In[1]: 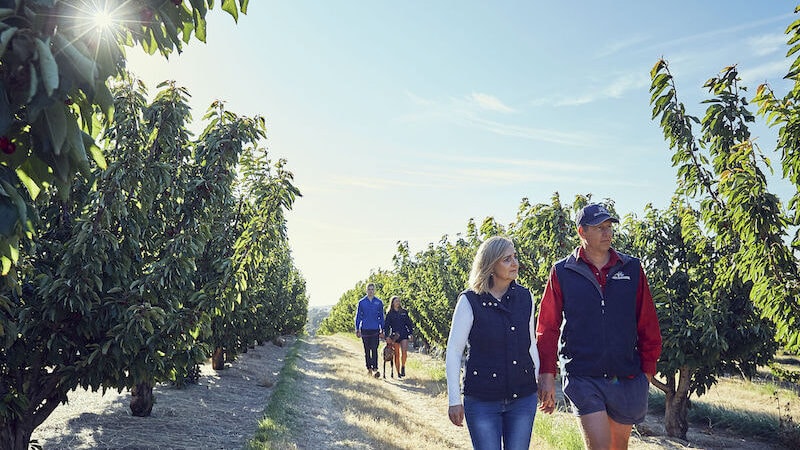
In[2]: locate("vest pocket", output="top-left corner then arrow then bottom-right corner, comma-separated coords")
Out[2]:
465,365 -> 506,397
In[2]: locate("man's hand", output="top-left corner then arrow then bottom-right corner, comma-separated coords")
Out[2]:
538,373 -> 556,414
356,330 -> 361,338
448,404 -> 464,426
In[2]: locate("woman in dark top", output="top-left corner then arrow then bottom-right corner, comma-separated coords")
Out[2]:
384,296 -> 415,378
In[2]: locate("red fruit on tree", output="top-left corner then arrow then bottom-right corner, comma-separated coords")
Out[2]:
0,136 -> 15,155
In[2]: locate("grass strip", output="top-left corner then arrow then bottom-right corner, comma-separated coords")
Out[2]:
244,338 -> 306,450
648,390 -> 780,438
533,411 -> 583,450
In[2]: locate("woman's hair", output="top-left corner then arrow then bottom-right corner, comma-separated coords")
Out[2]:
468,236 -> 514,294
387,295 -> 400,313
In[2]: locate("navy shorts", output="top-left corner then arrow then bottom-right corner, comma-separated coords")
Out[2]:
562,373 -> 649,425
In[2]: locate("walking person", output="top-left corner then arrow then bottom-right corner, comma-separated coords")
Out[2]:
445,236 -> 541,450
355,283 -> 385,377
384,296 -> 415,378
536,203 -> 662,450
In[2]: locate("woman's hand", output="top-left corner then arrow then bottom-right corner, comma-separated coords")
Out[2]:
448,404 -> 464,426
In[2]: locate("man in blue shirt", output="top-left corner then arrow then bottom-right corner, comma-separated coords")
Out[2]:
354,283 -> 385,377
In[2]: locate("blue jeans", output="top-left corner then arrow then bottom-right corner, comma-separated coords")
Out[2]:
464,393 -> 537,450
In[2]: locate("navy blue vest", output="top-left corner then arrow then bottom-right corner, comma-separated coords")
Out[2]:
462,282 -> 537,401
555,251 -> 642,377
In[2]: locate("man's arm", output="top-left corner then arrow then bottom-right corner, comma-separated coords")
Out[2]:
636,268 -> 662,377
536,267 -> 563,414
378,301 -> 385,337
354,299 -> 362,335
536,267 -> 562,375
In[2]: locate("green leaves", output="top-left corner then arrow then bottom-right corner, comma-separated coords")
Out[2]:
0,0 -> 252,283
34,38 -> 58,97
43,102 -> 66,155
650,13 -> 800,352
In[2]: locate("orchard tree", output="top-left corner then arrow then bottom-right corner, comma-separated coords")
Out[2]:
0,0 -> 249,279
390,233 -> 478,349
222,149 -> 304,355
625,202 -> 776,439
649,19 -> 800,351
648,3 -> 800,353
0,78 -> 305,449
0,78 -> 213,446
509,194 -> 576,296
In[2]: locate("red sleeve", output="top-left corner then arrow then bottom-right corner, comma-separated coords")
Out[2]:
536,267 -> 563,375
636,267 -> 662,375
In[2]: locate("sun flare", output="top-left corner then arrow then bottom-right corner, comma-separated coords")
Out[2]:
91,9 -> 114,31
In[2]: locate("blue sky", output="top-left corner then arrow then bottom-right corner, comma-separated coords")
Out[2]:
126,1 -> 797,307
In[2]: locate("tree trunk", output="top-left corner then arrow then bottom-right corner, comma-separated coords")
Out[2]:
0,370 -> 69,450
663,389 -> 689,439
212,346 -> 225,370
0,420 -> 35,450
658,365 -> 692,440
130,381 -> 154,417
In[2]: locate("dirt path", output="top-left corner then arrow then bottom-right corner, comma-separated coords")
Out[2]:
31,333 -> 783,449
31,334 -> 471,450
279,334 -> 473,449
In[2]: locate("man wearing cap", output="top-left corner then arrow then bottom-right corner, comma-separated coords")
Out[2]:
536,203 -> 662,450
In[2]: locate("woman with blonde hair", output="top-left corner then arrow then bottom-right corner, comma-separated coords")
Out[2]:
445,236 -> 541,449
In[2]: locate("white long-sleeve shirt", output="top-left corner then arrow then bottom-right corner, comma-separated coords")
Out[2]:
445,292 -> 541,406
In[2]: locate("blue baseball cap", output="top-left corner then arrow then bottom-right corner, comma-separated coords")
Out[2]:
576,204 -> 619,227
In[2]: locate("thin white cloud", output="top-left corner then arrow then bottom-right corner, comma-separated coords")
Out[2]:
434,155 -> 601,172
405,90 -> 436,107
738,59 -> 791,85
331,154 -> 616,192
401,167 -> 586,186
595,35 -> 650,59
331,175 -> 445,190
464,114 -> 597,146
746,33 -> 788,57
636,13 -> 795,57
555,72 -> 650,106
402,91 -> 599,146
469,92 -> 516,113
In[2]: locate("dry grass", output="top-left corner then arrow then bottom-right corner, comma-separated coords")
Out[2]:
699,376 -> 800,420
30,333 -> 800,449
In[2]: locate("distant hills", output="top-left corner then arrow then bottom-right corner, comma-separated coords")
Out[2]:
305,305 -> 333,335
